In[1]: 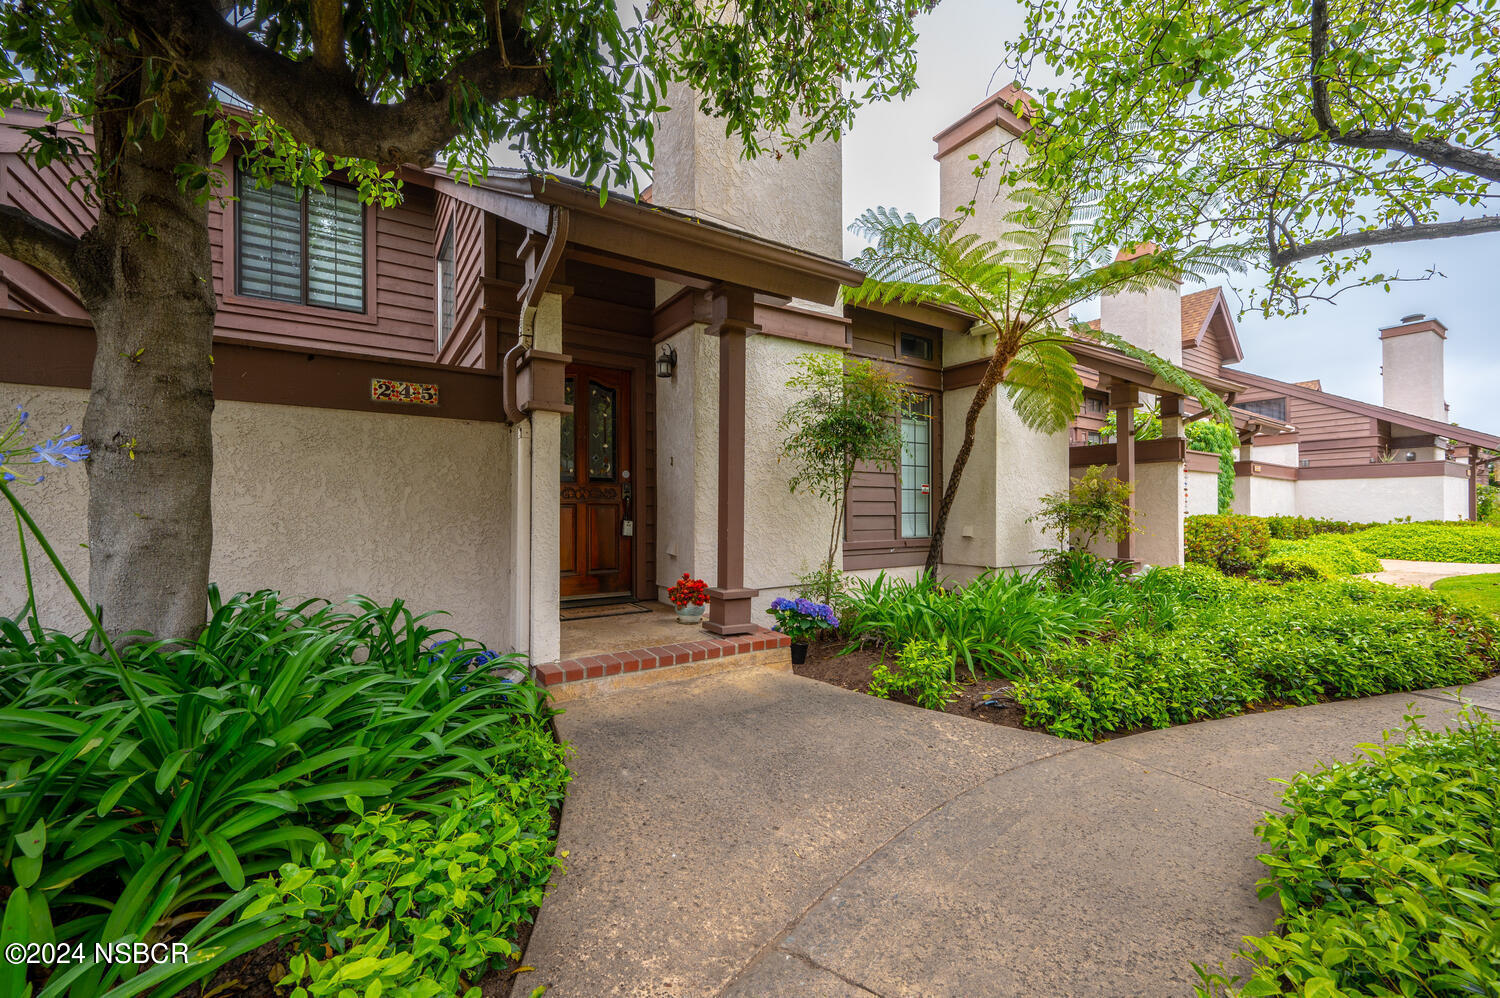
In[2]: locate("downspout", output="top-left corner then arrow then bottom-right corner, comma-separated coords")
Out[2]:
509,206 -> 570,661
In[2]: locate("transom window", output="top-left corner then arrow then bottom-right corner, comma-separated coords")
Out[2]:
900,395 -> 933,538
899,331 -> 935,362
1238,397 -> 1287,422
236,174 -> 365,311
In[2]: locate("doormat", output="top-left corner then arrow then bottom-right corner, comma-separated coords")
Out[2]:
559,602 -> 653,622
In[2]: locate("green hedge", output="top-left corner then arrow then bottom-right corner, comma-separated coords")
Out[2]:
1263,514 -> 1377,539
1185,514 -> 1272,574
1012,568 -> 1499,740
1346,521 -> 1500,563
1256,535 -> 1384,580
1195,709 -> 1500,997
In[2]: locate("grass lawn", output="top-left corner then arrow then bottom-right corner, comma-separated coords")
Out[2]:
1431,571 -> 1500,614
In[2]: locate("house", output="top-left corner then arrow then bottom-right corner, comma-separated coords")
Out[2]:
0,88 -> 1234,682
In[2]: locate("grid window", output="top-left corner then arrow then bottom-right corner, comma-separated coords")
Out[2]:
900,395 -> 933,538
237,174 -> 365,311
1238,397 -> 1287,422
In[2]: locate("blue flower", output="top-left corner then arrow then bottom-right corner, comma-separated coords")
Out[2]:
30,427 -> 89,467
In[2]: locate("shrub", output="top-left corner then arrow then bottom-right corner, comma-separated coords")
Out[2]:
1346,520 -> 1500,563
247,721 -> 569,998
1031,465 -> 1136,559
1195,709 -> 1500,997
867,637 -> 962,710
1186,419 -> 1236,514
1262,514 -> 1373,539
766,596 -> 840,643
1255,535 -> 1383,580
0,590 -> 564,997
1013,569 -> 1498,740
841,570 -> 1119,679
1184,514 -> 1272,573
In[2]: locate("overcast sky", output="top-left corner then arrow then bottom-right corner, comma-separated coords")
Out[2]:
840,0 -> 1500,432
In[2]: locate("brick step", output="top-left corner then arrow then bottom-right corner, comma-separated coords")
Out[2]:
535,626 -> 793,701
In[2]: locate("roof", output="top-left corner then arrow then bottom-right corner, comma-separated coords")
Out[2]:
1180,287 -> 1245,362
1228,367 -> 1500,450
1293,379 -> 1322,390
432,169 -> 864,305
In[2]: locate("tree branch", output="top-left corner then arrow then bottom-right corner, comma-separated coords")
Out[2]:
1268,215 -> 1500,268
171,0 -> 550,166
308,0 -> 345,73
0,205 -> 82,295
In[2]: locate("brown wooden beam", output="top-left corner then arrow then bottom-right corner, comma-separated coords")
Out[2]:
705,284 -> 759,636
1111,384 -> 1139,567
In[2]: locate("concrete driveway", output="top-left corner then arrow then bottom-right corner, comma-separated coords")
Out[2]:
511,670 -> 1500,998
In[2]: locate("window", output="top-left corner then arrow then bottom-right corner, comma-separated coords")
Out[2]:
1084,397 -> 1106,415
900,395 -> 933,538
1086,431 -> 1104,445
236,174 -> 365,311
1238,397 -> 1287,422
436,222 -> 455,347
898,331 -> 934,362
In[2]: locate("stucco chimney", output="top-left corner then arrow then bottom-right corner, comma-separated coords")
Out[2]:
1097,243 -> 1183,365
651,82 -> 843,259
932,83 -> 1033,244
1380,314 -> 1448,422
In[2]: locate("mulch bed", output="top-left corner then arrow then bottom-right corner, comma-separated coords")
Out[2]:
795,639 -> 1031,732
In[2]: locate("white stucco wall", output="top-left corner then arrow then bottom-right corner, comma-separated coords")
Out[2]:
1232,475 -> 1298,517
1382,331 -> 1447,423
652,81 -> 843,259
1185,469 -> 1221,516
1135,460 -> 1186,566
1444,475 -> 1471,521
1252,441 -> 1299,467
1098,285 -> 1183,365
1294,474 -> 1453,522
653,321 -> 721,597
937,125 -> 1027,247
0,382 -> 516,648
744,334 -> 841,618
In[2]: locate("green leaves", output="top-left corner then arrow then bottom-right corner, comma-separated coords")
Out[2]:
1196,708 -> 1500,996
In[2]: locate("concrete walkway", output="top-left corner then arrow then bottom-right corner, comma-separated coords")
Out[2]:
512,670 -> 1500,998
1365,557 -> 1500,588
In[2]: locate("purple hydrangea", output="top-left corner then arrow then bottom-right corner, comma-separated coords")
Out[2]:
767,597 -> 840,641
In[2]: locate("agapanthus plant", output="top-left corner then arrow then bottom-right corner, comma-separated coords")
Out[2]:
0,406 -> 89,485
767,597 -> 840,644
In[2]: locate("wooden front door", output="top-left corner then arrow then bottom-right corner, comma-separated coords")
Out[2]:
560,365 -> 634,600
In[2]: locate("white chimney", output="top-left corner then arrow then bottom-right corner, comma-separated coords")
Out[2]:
1097,243 -> 1183,365
651,81 -> 842,259
933,83 -> 1032,247
1380,314 -> 1448,422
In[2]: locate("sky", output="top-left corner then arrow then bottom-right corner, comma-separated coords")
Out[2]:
839,0 -> 1500,432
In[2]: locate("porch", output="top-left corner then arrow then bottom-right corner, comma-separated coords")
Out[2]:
536,602 -> 792,701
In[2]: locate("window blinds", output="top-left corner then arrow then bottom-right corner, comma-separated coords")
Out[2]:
237,177 -> 364,311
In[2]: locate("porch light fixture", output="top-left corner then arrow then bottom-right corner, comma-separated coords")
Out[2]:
656,344 -> 678,380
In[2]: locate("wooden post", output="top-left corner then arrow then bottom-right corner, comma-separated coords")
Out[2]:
1111,383 -> 1139,567
705,284 -> 759,635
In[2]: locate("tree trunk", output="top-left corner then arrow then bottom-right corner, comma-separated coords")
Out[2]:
924,356 -> 1008,576
76,63 -> 216,641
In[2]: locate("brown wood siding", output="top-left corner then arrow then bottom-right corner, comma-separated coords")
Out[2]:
0,149 -> 91,317
844,308 -> 943,570
210,165 -> 440,361
1181,314 -> 1226,379
434,195 -> 490,368
1237,381 -> 1378,467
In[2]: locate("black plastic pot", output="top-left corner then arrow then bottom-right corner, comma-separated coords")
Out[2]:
790,642 -> 808,665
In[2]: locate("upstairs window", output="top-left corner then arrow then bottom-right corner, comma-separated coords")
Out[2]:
899,331 -> 935,362
436,222 -> 455,347
1238,397 -> 1287,422
236,175 -> 365,311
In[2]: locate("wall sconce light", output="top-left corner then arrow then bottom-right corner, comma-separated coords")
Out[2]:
1405,450 -> 1417,462
656,344 -> 678,380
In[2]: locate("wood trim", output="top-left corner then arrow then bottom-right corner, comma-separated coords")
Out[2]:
1233,460 -> 1297,481
0,309 -> 505,421
651,287 -> 712,342
1298,460 -> 1469,481
1068,437 -> 1185,467
843,544 -> 929,570
1185,449 -> 1222,473
942,358 -> 988,391
754,300 -> 851,348
705,285 -> 757,635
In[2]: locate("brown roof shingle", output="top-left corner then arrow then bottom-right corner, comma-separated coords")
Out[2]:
1179,288 -> 1220,347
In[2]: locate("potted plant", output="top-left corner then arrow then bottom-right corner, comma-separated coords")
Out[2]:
767,597 -> 839,664
667,573 -> 710,624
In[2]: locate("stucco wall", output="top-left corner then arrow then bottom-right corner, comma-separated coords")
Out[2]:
744,335 -> 842,617
1135,461 -> 1186,566
1185,469 -> 1221,516
1098,286 -> 1183,365
1232,474 -> 1298,517
1252,441 -> 1299,467
653,322 -> 721,600
652,81 -> 843,259
1294,474 -> 1451,522
1382,331 -> 1447,423
937,126 -> 1027,247
0,382 -> 516,647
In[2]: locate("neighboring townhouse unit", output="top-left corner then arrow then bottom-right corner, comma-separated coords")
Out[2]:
1083,276 -> 1498,522
0,88 -> 1238,671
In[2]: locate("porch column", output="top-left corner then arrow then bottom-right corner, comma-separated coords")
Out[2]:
1470,456 -> 1480,522
704,285 -> 759,635
1111,383 -> 1139,567
527,291 -> 564,663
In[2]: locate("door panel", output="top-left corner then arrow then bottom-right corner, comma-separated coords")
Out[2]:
560,365 -> 633,599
